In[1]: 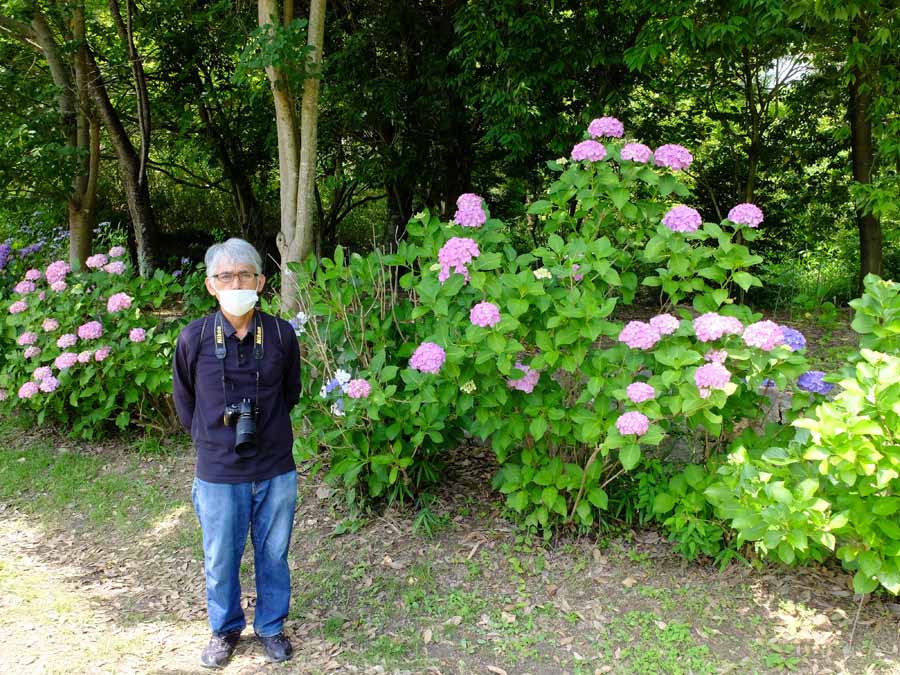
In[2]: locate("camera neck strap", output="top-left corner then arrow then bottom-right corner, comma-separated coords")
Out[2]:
214,311 -> 263,407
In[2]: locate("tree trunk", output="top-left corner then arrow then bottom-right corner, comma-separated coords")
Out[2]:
279,0 -> 326,312
849,61 -> 882,285
85,47 -> 158,276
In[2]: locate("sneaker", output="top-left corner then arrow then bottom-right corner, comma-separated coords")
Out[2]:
257,632 -> 294,662
200,631 -> 241,669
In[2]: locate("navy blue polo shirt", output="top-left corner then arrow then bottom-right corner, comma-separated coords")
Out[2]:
173,309 -> 300,483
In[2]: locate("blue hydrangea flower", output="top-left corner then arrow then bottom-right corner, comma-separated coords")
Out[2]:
797,371 -> 834,395
780,325 -> 806,351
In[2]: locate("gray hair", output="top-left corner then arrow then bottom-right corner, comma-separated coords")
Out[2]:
205,238 -> 262,277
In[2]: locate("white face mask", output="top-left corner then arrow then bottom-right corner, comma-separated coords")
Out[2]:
217,288 -> 258,317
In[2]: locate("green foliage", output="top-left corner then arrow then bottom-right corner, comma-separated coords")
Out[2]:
707,275 -> 900,594
1,250 -> 198,438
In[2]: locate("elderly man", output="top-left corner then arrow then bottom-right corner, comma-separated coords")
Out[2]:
173,238 -> 300,668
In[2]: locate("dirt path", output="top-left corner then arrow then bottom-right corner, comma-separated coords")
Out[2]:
2,442 -> 899,675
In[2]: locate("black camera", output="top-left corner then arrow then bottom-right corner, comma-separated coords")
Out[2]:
224,398 -> 258,457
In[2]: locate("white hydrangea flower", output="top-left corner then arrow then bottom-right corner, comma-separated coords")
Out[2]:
330,402 -> 345,417
335,369 -> 352,385
460,380 -> 477,394
533,267 -> 552,280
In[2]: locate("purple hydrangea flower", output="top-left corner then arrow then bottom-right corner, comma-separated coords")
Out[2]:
616,411 -> 650,436
453,193 -> 487,228
588,116 -> 624,138
654,144 -> 693,171
618,321 -> 661,350
0,242 -> 11,270
507,361 -> 540,393
39,376 -> 60,393
469,301 -> 501,328
797,371 -> 834,395
620,143 -> 653,163
571,140 -> 607,162
410,342 -> 446,373
780,326 -> 806,351
437,237 -> 480,284
626,382 -> 656,403
727,203 -> 764,228
662,205 -> 702,233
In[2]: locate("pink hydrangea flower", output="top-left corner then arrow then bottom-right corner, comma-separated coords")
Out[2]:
78,321 -> 103,340
588,116 -> 624,138
626,382 -> 656,403
18,381 -> 39,399
94,346 -> 111,362
42,318 -> 59,332
618,321 -> 661,350
453,193 -> 486,228
704,349 -> 728,364
25,268 -> 42,281
616,411 -> 650,436
727,203 -> 764,228
742,320 -> 784,351
77,350 -> 93,364
107,292 -> 133,313
654,144 -> 693,171
692,313 -> 744,342
86,253 -> 109,269
345,378 -> 371,399
14,280 -> 36,294
662,205 -> 702,233
410,342 -> 445,373
469,301 -> 501,328
23,346 -> 41,359
620,143 -> 653,163
50,281 -> 67,292
55,352 -> 78,369
103,261 -> 127,275
695,362 -> 732,398
38,291 -> 45,301
16,332 -> 38,346
437,237 -> 480,284
57,333 -> 78,349
9,300 -> 27,314
108,245 -> 127,258
649,314 -> 679,336
571,140 -> 607,162
39,376 -> 60,393
45,260 -> 70,284
33,366 -> 52,381
507,361 -> 540,393
128,327 -> 146,343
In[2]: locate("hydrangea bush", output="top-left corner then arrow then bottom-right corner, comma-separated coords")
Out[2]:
292,118 -> 815,532
1,247 -> 200,437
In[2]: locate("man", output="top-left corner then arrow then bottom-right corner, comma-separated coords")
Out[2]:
173,238 -> 300,668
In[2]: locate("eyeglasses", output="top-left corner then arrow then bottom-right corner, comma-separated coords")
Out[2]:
211,271 -> 259,284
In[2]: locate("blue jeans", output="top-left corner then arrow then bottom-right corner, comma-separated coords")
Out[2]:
192,470 -> 297,637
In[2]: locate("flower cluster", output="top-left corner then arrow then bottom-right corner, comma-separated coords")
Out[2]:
533,267 -> 552,280
780,326 -> 806,351
57,333 -> 78,349
742,320 -> 784,351
289,311 -> 309,335
14,280 -> 36,294
410,342 -> 446,373
649,314 -> 679,336
692,313 -> 743,342
618,321 -> 660,350
588,116 -> 624,138
662,205 -> 702,233
616,411 -> 649,436
653,144 -> 693,171
107,292 -> 133,313
16,332 -> 38,346
86,253 -> 109,269
9,300 -> 28,314
507,361 -> 540,393
694,362 -> 731,398
345,379 -> 371,399
620,143 -> 652,163
129,328 -> 146,343
469,301 -> 501,328
104,261 -> 126,275
797,371 -> 834,395
626,382 -> 655,403
453,193 -> 487,228
109,245 -> 127,258
438,237 -> 480,283
45,260 -> 70,285
42,318 -> 59,332
55,352 -> 78,370
25,268 -> 42,281
704,349 -> 728,364
571,140 -> 607,162
77,321 -> 103,340
727,203 -> 764,228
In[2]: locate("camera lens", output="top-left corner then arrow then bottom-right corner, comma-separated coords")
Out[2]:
234,398 -> 257,457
